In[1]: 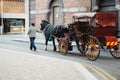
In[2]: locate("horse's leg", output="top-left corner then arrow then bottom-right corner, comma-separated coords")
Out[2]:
44,38 -> 48,51
52,37 -> 56,51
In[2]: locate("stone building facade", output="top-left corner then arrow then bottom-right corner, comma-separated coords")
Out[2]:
0,0 -> 29,34
30,0 -> 120,37
30,0 -> 91,28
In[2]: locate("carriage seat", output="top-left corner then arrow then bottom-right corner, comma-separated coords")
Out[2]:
74,21 -> 90,34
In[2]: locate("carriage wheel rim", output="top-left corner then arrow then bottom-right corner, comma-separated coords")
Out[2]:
110,45 -> 120,59
58,39 -> 68,55
85,36 -> 100,61
85,45 -> 100,60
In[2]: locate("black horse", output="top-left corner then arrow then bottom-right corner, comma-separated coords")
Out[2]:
40,20 -> 68,51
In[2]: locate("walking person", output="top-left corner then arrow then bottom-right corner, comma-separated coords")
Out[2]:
28,23 -> 40,51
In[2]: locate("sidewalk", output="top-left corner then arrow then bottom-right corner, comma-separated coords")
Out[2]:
12,33 -> 46,44
0,34 -> 98,80
0,48 -> 97,80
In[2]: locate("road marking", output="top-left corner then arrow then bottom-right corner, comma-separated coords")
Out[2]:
92,65 -> 117,80
82,63 -> 117,80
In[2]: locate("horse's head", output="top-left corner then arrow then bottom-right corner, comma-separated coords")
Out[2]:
40,20 -> 49,30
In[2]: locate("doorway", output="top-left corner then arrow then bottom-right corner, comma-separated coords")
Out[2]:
53,6 -> 62,25
48,0 -> 63,25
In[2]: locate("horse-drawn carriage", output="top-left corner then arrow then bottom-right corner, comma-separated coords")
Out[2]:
58,12 -> 120,61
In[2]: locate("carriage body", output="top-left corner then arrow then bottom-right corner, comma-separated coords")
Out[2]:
59,12 -> 120,61
94,12 -> 117,47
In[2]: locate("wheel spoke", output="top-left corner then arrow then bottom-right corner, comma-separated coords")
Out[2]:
110,42 -> 120,59
85,36 -> 100,61
58,38 -> 68,55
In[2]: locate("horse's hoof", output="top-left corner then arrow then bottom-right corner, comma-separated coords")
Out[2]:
44,48 -> 47,51
44,46 -> 47,51
53,47 -> 57,51
53,49 -> 56,51
58,50 -> 60,53
44,49 -> 47,51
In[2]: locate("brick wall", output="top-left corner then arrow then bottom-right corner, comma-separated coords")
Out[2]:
33,0 -> 48,27
36,0 -> 47,10
0,0 -> 25,13
35,14 -> 46,28
63,0 -> 91,24
63,0 -> 91,10
31,0 -> 91,27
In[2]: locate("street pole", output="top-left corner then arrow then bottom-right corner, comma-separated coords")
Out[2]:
25,0 -> 29,35
0,0 -> 3,34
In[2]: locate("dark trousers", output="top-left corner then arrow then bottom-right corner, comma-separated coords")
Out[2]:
30,37 -> 36,50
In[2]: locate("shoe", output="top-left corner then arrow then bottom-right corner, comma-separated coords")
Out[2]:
30,48 -> 32,50
34,48 -> 37,51
30,46 -> 32,50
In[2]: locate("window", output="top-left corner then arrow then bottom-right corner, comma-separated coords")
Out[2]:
9,19 -> 24,27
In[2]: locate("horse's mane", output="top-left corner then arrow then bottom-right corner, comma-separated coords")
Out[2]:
42,20 -> 49,24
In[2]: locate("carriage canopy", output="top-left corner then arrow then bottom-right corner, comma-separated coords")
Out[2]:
73,12 -> 117,27
73,12 -> 96,19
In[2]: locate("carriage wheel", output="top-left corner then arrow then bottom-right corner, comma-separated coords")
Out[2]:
110,42 -> 120,59
85,36 -> 100,61
58,38 -> 68,55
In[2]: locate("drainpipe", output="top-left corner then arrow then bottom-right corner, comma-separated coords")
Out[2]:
25,0 -> 29,35
115,0 -> 120,38
0,0 -> 3,34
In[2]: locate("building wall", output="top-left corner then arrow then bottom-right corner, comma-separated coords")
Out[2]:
63,0 -> 91,24
0,0 -> 29,34
0,0 -> 25,13
35,0 -> 47,28
30,0 -> 91,28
